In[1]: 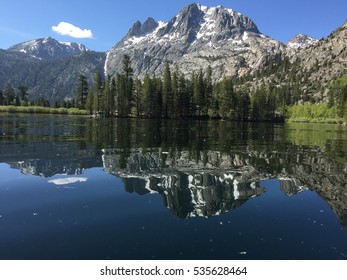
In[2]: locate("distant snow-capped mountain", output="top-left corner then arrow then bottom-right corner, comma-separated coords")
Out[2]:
8,37 -> 89,60
0,37 -> 105,102
286,34 -> 318,49
0,3 -> 346,104
105,3 -> 284,80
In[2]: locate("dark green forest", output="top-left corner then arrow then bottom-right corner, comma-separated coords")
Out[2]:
81,55 -> 284,121
1,54 -> 347,122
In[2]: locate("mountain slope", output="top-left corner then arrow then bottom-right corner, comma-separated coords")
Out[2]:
105,3 -> 285,80
27,51 -> 106,101
8,37 -> 89,60
294,21 -> 347,101
0,4 -> 346,104
295,21 -> 347,78
0,48 -> 105,102
286,34 -> 318,49
235,20 -> 347,103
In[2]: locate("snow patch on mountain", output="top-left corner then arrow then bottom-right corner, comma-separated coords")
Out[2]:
286,34 -> 318,49
106,3 -> 285,80
196,7 -> 217,41
8,37 -> 88,60
124,21 -> 167,47
60,41 -> 88,52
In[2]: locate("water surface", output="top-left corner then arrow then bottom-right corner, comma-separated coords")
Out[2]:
0,114 -> 347,259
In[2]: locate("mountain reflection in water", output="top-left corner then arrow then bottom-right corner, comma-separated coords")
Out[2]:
1,115 -> 347,259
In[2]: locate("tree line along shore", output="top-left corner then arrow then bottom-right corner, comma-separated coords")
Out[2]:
1,55 -> 346,123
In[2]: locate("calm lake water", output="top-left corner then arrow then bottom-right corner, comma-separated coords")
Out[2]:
0,114 -> 347,260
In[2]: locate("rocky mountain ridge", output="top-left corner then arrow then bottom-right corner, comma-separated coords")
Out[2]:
294,21 -> 347,84
246,20 -> 347,103
286,34 -> 318,49
8,36 -> 89,60
105,3 -> 285,80
0,3 -> 346,102
0,47 -> 105,102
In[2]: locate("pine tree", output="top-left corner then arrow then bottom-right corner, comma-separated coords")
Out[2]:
116,73 -> 125,117
162,63 -> 172,118
110,77 -> 116,116
337,84 -> 347,118
234,88 -> 250,121
133,78 -> 142,117
189,72 -> 197,116
34,97 -> 50,107
0,90 -> 4,106
54,101 -> 60,108
204,66 -> 213,115
85,88 -> 94,115
219,77 -> 234,119
75,75 -> 88,109
122,54 -> 134,117
103,75 -> 112,117
117,55 -> 134,117
17,85 -> 29,106
142,75 -> 153,117
330,75 -> 347,117
251,85 -> 274,121
171,66 -> 179,118
193,68 -> 205,116
93,72 -> 103,115
153,77 -> 163,118
2,83 -> 15,106
210,82 -> 221,117
179,73 -> 190,118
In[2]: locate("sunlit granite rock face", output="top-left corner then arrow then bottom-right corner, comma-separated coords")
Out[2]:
106,3 -> 284,80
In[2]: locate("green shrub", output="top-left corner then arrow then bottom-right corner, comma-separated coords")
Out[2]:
286,104 -> 345,123
0,105 -> 89,116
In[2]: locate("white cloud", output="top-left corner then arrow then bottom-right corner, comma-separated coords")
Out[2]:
48,177 -> 88,185
52,22 -> 93,39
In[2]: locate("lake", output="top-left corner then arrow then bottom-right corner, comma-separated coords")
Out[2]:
0,114 -> 347,260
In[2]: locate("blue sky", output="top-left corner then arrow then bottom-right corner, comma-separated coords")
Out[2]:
0,0 -> 346,51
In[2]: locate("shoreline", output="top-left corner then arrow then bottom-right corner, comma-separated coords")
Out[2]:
0,105 -> 88,116
1,105 -> 346,125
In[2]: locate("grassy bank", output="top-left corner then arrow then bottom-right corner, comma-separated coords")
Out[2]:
0,105 -> 88,115
1,104 -> 346,123
286,104 -> 346,124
